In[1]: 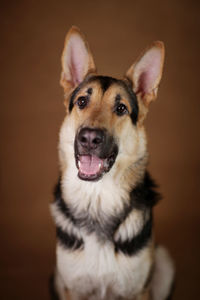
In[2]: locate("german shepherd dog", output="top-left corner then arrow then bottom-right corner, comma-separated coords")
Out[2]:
51,26 -> 175,300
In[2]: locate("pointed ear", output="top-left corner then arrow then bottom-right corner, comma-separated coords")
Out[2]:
60,26 -> 96,93
126,41 -> 165,121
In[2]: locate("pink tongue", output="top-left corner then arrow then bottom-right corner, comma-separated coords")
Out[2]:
79,155 -> 103,175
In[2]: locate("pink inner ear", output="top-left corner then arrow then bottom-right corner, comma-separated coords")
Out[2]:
135,48 -> 162,95
65,35 -> 89,86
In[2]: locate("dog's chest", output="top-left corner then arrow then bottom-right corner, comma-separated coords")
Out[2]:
56,234 -> 152,299
52,174 -> 156,298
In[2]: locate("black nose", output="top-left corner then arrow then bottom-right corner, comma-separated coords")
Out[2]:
78,128 -> 104,150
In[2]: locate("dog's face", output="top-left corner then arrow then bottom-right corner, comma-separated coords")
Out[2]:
68,75 -> 139,181
59,27 -> 164,183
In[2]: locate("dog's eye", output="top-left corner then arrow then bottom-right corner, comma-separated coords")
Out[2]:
77,96 -> 88,109
115,103 -> 128,116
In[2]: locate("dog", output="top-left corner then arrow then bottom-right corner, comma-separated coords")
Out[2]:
50,26 -> 175,300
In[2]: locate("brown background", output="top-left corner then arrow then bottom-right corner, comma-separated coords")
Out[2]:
0,0 -> 200,299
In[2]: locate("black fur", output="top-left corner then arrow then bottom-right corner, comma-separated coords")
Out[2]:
115,94 -> 121,102
130,172 -> 161,209
68,75 -> 138,124
95,75 -> 117,92
56,226 -> 84,250
90,75 -> 138,124
69,85 -> 81,112
114,212 -> 152,255
87,87 -> 93,95
68,81 -> 93,112
54,184 -> 123,240
53,172 -> 160,255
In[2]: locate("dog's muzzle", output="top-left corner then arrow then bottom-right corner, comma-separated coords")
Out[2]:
74,127 -> 118,181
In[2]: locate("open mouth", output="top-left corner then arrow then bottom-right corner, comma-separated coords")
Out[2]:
76,153 -> 117,181
74,127 -> 118,181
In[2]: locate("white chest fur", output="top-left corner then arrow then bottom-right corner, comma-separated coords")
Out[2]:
54,136 -> 153,299
56,235 -> 152,299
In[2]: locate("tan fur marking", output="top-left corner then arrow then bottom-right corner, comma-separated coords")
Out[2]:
65,80 -> 148,190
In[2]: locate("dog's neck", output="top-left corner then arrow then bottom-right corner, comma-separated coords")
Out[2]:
59,146 -> 149,214
56,170 -> 159,221
52,171 -> 159,252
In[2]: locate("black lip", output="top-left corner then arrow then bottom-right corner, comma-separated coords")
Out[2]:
75,152 -> 118,182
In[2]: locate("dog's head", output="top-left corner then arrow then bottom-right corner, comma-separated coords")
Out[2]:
59,27 -> 164,182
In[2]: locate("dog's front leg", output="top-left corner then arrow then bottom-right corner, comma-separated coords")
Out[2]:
54,272 -> 85,300
53,269 -> 71,300
134,290 -> 152,300
139,291 -> 152,300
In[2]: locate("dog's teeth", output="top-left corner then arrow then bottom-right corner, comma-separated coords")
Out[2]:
78,160 -> 81,168
99,163 -> 102,169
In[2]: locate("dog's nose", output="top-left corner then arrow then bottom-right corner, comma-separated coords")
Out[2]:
78,128 -> 104,150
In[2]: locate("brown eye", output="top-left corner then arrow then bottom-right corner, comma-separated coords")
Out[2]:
115,103 -> 128,116
77,96 -> 89,109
